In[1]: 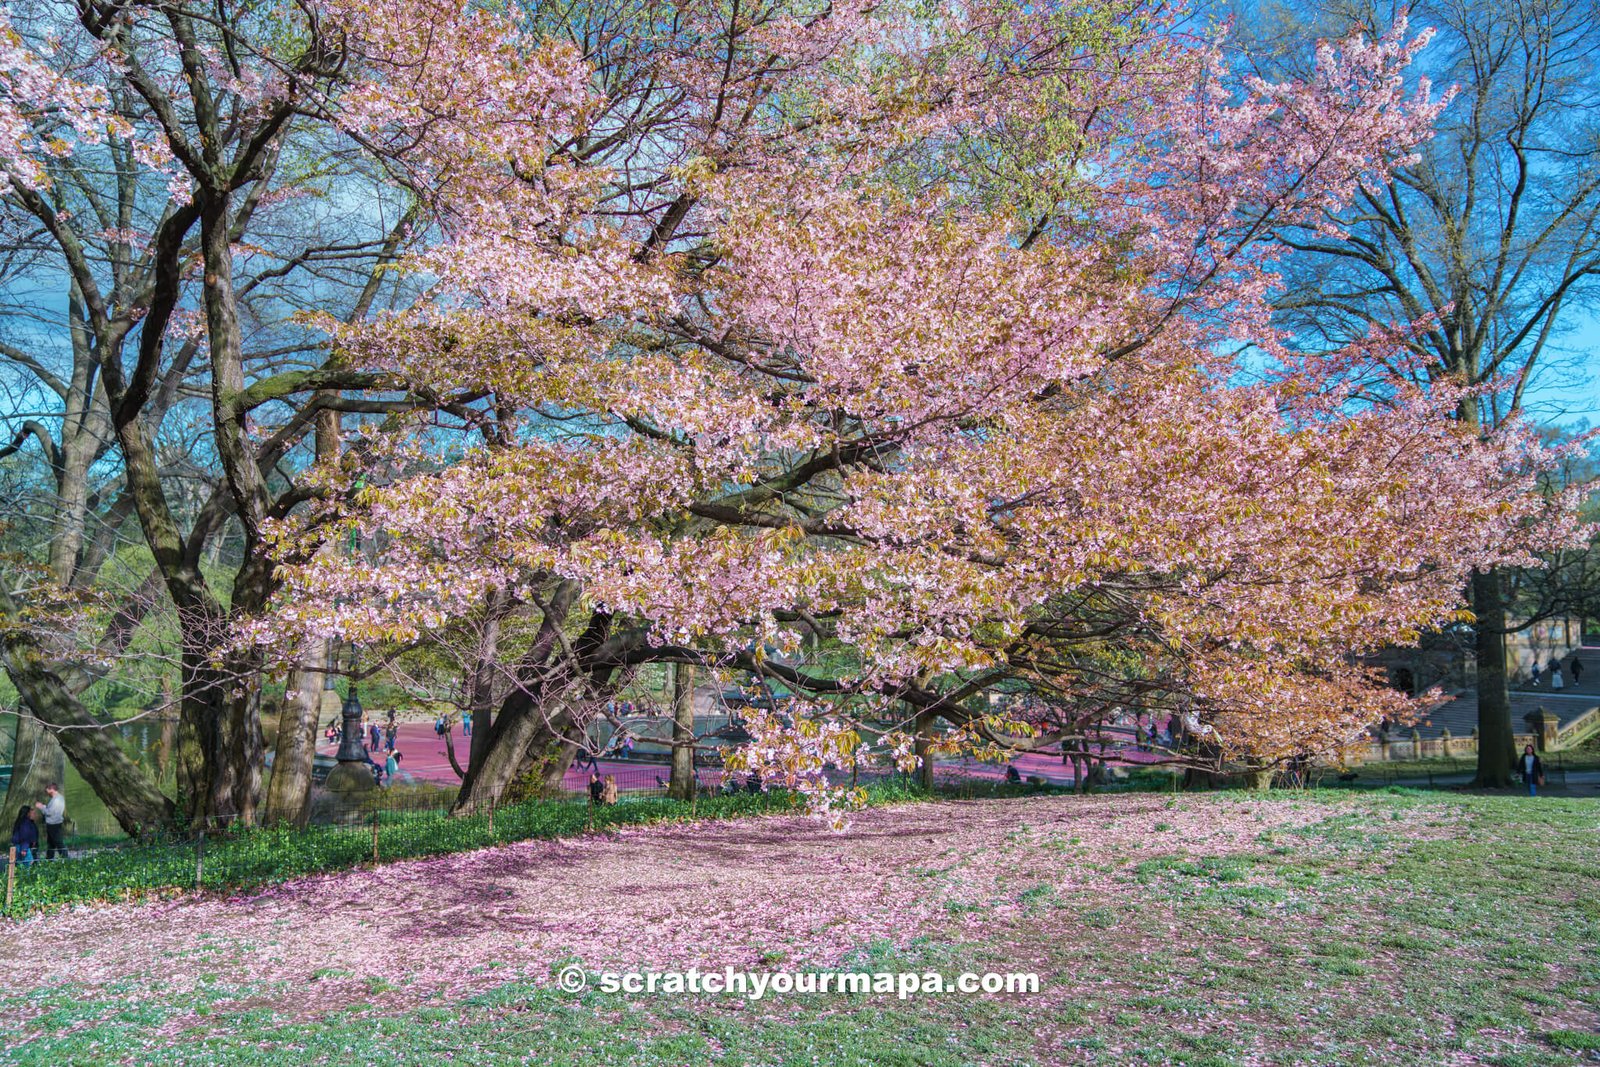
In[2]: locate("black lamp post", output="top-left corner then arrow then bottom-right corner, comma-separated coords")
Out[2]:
336,685 -> 366,763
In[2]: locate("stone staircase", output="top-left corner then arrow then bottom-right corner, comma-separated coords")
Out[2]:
1399,646 -> 1600,749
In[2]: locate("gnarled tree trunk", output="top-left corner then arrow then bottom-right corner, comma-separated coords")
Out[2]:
0,588 -> 175,834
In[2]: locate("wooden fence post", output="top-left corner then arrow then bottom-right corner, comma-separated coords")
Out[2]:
487,800 -> 494,836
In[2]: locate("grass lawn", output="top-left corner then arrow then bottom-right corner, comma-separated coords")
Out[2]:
1,788 -> 1596,1066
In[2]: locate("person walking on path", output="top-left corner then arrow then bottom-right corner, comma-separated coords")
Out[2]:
463,711 -> 472,738
1520,744 -> 1545,797
34,783 -> 66,859
1571,656 -> 1584,684
10,805 -> 39,866
385,722 -> 399,752
1551,666 -> 1565,691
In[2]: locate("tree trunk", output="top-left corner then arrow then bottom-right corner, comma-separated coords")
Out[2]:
668,663 -> 697,800
262,403 -> 339,828
914,710 -> 935,791
454,594 -> 597,813
0,590 -> 175,834
177,649 -> 266,829
262,639 -> 329,827
455,688 -> 586,811
1472,568 -> 1516,788
2,705 -> 65,816
464,590 -> 511,778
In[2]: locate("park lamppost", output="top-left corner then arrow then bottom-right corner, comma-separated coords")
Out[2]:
335,668 -> 366,764
326,499 -> 375,789
325,646 -> 377,792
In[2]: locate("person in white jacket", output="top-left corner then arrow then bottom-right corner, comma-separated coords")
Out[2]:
34,782 -> 66,859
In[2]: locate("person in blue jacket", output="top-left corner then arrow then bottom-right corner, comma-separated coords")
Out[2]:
10,805 -> 39,866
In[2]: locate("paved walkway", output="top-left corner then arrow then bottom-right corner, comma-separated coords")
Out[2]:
319,722 -> 1177,792
317,722 -> 730,792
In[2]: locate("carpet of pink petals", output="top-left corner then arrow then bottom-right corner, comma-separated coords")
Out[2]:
0,795 -> 1394,1033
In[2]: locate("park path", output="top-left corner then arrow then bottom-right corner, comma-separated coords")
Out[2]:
332,720 -> 1152,789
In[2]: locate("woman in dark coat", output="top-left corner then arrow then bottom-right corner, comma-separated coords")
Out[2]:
1519,744 -> 1544,797
10,805 -> 39,865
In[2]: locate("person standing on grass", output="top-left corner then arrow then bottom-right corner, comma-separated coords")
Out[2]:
34,782 -> 65,859
10,805 -> 38,866
1520,744 -> 1544,797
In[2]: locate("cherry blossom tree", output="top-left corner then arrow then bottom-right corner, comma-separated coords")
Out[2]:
3,0 -> 1582,830
248,0 -> 1582,814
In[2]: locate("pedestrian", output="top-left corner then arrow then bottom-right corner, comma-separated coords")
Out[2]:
434,714 -> 447,738
622,734 -> 634,759
34,782 -> 66,859
1571,656 -> 1585,683
385,751 -> 402,785
10,805 -> 38,866
1520,744 -> 1544,796
463,711 -> 472,738
1005,763 -> 1022,784
369,720 -> 382,749
385,723 -> 398,751
588,771 -> 605,805
1551,667 -> 1565,692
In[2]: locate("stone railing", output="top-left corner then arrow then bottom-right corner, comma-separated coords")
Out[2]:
1357,731 -> 1538,763
1555,704 -> 1600,748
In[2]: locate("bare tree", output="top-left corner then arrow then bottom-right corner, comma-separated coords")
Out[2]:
1238,0 -> 1600,785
